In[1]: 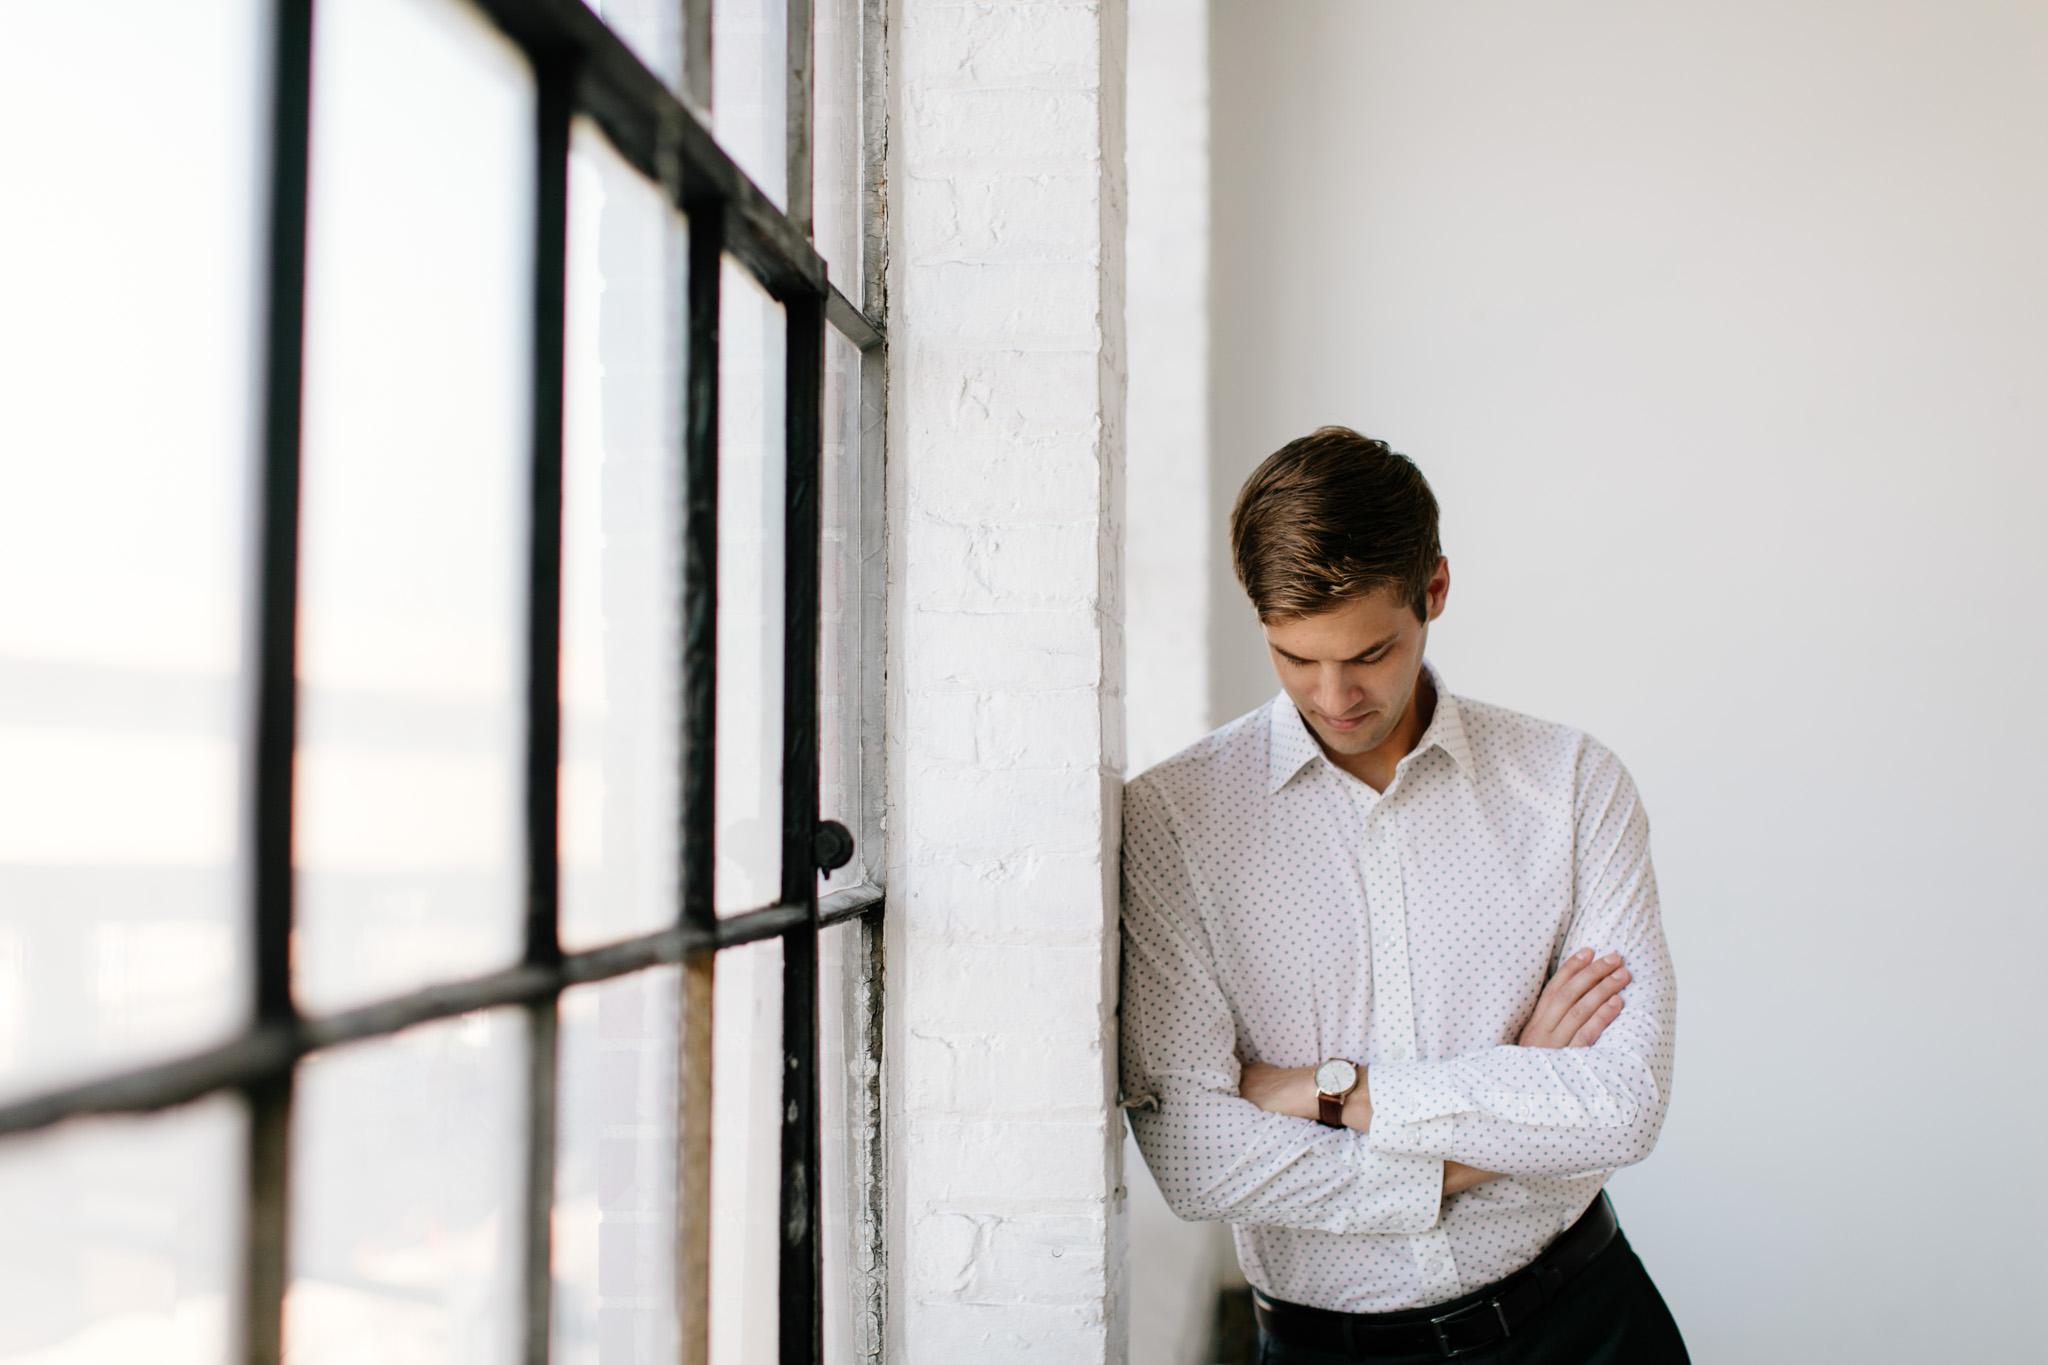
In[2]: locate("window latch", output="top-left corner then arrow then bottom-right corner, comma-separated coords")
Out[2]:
813,820 -> 855,873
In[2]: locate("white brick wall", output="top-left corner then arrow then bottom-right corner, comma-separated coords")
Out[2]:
885,0 -> 1128,1360
1123,0 -> 1210,779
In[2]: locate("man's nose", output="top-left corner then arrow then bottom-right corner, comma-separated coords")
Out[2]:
1315,667 -> 1357,713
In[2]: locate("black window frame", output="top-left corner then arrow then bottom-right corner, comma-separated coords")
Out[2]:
0,2 -> 889,1363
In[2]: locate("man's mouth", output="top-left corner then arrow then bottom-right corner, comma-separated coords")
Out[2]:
1319,711 -> 1370,733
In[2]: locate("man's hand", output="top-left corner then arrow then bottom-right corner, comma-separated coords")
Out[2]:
1517,949 -> 1629,1049
1438,952 -> 1627,1196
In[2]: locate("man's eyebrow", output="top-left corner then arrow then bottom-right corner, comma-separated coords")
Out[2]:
1274,634 -> 1399,666
1341,635 -> 1399,663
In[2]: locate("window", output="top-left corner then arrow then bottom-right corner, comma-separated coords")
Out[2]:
0,1 -> 886,1362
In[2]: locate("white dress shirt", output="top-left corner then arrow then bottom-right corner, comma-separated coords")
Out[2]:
1119,665 -> 1676,1312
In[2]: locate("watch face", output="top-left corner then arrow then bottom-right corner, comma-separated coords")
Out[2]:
1314,1058 -> 1357,1097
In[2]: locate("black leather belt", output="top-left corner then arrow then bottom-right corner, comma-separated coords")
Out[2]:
1252,1193 -> 1619,1360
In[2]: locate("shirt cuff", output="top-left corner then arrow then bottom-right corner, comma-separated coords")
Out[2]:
1366,1060 -> 1470,1160
1343,1141 -> 1446,1235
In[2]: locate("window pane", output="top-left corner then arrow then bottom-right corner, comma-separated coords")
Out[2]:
296,0 -> 535,1012
581,0 -> 684,90
818,328 -> 873,895
0,1 -> 261,1100
562,123 -> 688,951
553,969 -> 680,1365
709,938 -> 782,1365
0,1095 -> 242,1365
818,920 -> 880,1365
288,1011 -> 528,1365
712,0 -> 788,207
812,0 -> 864,291
714,263 -> 786,915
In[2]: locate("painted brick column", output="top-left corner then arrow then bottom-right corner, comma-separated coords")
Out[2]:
884,0 -> 1128,1359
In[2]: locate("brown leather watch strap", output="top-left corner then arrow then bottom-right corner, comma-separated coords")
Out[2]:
1317,1092 -> 1345,1127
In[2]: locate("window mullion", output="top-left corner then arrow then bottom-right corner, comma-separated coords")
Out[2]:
242,0 -> 315,1359
778,290 -> 827,1365
678,198 -> 727,1365
786,0 -> 816,236
520,49 -> 575,1365
684,0 -> 714,121
243,1075 -> 294,1365
858,0 -> 886,319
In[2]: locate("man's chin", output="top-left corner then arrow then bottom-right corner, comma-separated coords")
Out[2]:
1310,718 -> 1390,755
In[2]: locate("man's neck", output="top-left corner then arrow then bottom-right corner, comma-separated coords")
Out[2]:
1324,668 -> 1437,793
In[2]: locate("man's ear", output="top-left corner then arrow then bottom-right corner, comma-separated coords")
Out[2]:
1424,557 -> 1450,623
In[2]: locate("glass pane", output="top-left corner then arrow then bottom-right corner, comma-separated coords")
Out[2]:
0,1 -> 261,1100
714,263 -> 786,915
818,328 -> 870,894
708,938 -> 782,1365
0,1096 -> 242,1364
562,123 -> 688,952
812,0 -> 864,291
581,0 -> 684,90
296,0 -> 535,1013
712,0 -> 788,207
288,1011 -> 528,1365
553,969 -> 679,1365
818,920 -> 879,1365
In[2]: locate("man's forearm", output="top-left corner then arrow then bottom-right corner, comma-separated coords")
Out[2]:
1234,949 -> 1644,1187
1237,1061 -> 1372,1128
1238,1063 -> 1503,1196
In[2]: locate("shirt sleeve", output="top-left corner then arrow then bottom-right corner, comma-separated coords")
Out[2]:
1119,780 -> 1446,1235
1363,744 -> 1678,1178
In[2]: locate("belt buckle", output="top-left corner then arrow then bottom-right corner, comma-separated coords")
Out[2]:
1427,1296 -> 1511,1359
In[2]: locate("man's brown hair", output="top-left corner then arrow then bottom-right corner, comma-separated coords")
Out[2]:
1230,426 -> 1442,623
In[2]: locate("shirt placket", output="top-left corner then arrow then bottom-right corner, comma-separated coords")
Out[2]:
1353,777 -> 1463,1302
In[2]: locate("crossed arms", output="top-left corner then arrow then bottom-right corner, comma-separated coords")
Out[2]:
1118,754 -> 1676,1237
1236,947 -> 1636,1196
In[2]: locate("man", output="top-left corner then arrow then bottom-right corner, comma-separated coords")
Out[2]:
1120,428 -> 1685,1362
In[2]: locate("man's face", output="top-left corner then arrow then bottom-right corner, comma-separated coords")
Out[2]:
1262,561 -> 1449,761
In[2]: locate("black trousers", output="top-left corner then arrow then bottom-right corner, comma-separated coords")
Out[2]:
1256,1232 -> 1689,1365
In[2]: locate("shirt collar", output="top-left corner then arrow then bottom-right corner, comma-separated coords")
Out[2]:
1265,660 -> 1476,794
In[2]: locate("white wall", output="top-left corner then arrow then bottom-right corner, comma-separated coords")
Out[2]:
1122,1 -> 1237,1362
1207,3 -> 2048,1359
885,0 -> 1129,1359
1125,0 -> 1211,780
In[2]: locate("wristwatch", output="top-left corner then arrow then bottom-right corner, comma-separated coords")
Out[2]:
1313,1058 -> 1359,1128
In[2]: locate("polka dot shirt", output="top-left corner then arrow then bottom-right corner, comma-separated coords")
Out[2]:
1119,664 -> 1677,1313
